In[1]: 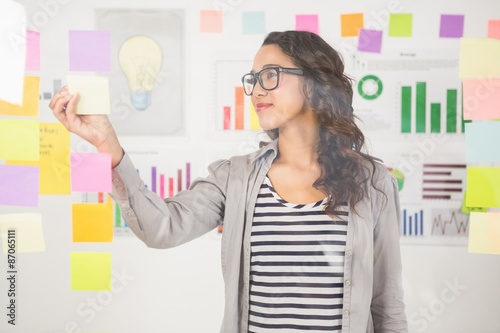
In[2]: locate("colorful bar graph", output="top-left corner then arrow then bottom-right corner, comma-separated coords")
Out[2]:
235,87 -> 244,130
416,82 -> 426,133
431,103 -> 441,133
401,86 -> 412,133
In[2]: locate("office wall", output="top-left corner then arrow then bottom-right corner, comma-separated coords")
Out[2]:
1,0 -> 500,332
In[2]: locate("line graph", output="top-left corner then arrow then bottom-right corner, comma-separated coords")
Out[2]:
430,209 -> 469,236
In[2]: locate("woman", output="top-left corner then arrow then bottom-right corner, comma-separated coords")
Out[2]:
50,30 -> 407,333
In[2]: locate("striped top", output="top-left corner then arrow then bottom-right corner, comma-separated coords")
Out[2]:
249,175 -> 349,333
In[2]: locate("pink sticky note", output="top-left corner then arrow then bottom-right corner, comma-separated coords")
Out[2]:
69,30 -> 111,72
71,153 -> 112,192
296,15 -> 319,35
0,165 -> 39,207
488,20 -> 500,39
25,30 -> 40,72
358,29 -> 383,53
200,10 -> 223,33
463,79 -> 500,120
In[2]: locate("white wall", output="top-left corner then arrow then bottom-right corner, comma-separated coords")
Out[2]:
1,0 -> 500,332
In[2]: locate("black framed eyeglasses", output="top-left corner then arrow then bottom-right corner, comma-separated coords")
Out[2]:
241,66 -> 304,96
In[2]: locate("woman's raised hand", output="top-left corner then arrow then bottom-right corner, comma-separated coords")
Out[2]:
49,85 -> 124,168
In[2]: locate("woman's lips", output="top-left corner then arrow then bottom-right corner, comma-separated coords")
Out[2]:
256,103 -> 272,112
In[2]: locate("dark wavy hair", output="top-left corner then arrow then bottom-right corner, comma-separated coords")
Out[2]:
261,30 -> 379,216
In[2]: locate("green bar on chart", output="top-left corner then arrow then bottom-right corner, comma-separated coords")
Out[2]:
446,89 -> 457,133
431,103 -> 441,133
416,82 -> 426,133
401,86 -> 412,133
114,203 -> 121,227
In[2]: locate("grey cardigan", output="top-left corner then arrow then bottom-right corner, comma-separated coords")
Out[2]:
110,139 -> 408,333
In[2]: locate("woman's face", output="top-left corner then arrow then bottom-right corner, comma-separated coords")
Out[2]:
250,44 -> 312,132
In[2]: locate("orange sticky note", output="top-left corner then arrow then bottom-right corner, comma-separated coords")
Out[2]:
72,198 -> 113,242
200,10 -> 223,33
0,76 -> 40,117
341,13 -> 364,37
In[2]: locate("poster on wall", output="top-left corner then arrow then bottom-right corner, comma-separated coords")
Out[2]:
96,9 -> 185,136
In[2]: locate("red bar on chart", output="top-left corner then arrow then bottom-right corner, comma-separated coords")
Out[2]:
98,192 -> 104,203
223,106 -> 231,130
169,177 -> 174,197
235,87 -> 244,130
186,162 -> 191,189
177,169 -> 182,192
160,174 -> 165,199
151,166 -> 157,193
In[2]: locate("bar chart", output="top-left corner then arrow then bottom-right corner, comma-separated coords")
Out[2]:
402,208 -> 424,236
400,82 -> 464,134
215,61 -> 261,131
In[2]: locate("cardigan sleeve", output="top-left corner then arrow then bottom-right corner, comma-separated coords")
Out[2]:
371,167 -> 409,332
109,152 -> 229,249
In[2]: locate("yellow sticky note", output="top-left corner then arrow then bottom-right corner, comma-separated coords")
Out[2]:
0,76 -> 40,117
459,38 -> 500,78
72,199 -> 113,242
0,213 -> 45,253
70,252 -> 112,291
469,212 -> 500,255
388,13 -> 413,37
8,122 -> 71,194
466,167 -> 500,208
200,10 -> 223,33
341,13 -> 364,37
67,75 -> 111,115
0,119 -> 39,161
249,102 -> 260,131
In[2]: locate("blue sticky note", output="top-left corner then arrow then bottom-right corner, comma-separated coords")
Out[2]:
465,122 -> 500,163
242,11 -> 266,35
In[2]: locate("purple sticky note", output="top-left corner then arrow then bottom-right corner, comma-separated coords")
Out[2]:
296,15 -> 319,35
71,153 -> 112,192
439,14 -> 464,38
25,30 -> 40,72
69,30 -> 111,72
358,29 -> 383,53
0,165 -> 40,207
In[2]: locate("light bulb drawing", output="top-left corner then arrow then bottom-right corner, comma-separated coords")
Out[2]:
118,35 -> 163,111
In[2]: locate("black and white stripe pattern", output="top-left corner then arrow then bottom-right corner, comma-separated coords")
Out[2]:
249,176 -> 348,332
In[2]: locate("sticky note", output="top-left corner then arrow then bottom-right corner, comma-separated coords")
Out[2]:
358,29 -> 383,53
0,213 -> 45,253
463,79 -> 500,120
70,252 -> 112,291
0,1 -> 26,105
0,119 -> 39,161
459,38 -> 500,78
71,152 -> 112,192
0,165 -> 39,207
468,212 -> 500,255
67,75 -> 111,115
72,200 -> 113,242
296,15 -> 319,35
488,20 -> 500,39
0,76 -> 40,117
8,122 -> 71,194
465,122 -> 500,163
388,14 -> 413,37
242,11 -> 266,35
439,14 -> 464,38
341,13 -> 364,37
466,167 -> 500,208
69,30 -> 111,72
25,30 -> 40,71
200,10 -> 223,33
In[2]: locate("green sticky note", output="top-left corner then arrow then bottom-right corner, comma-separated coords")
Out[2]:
466,167 -> 500,208
0,119 -> 40,161
70,252 -> 112,291
389,13 -> 413,37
